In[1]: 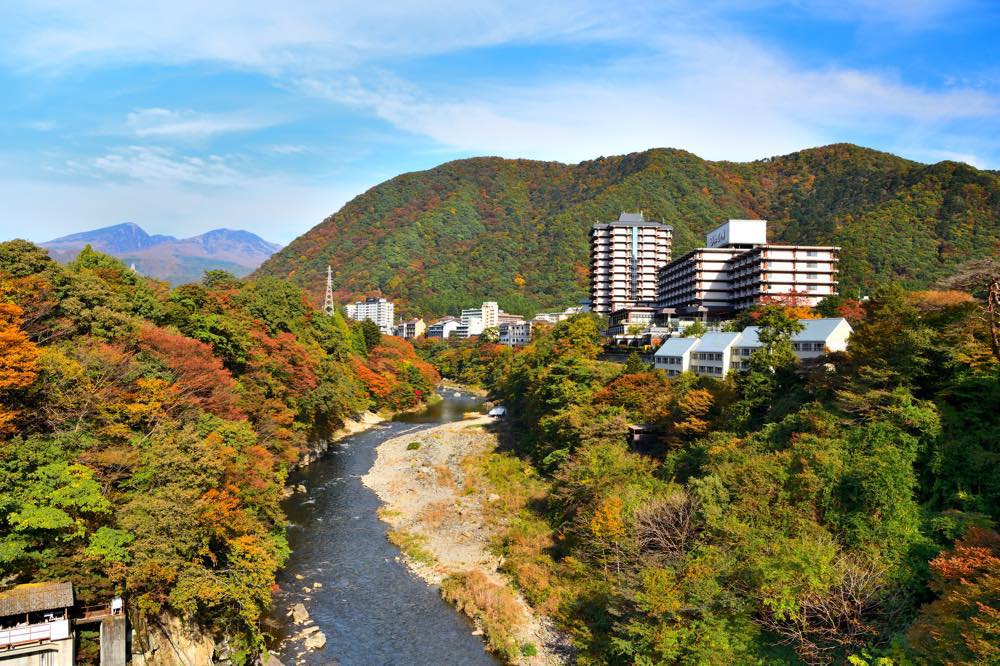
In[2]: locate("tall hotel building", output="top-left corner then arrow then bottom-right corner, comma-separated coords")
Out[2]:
344,297 -> 396,334
656,219 -> 839,316
590,212 -> 673,315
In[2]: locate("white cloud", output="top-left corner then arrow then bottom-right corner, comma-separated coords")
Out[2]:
64,146 -> 244,186
0,1 -> 621,73
299,33 -> 996,164
123,108 -> 277,140
268,144 -> 308,155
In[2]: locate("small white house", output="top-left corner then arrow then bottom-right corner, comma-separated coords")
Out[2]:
689,332 -> 741,378
653,337 -> 700,377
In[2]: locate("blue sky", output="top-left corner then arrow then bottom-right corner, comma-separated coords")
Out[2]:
1,0 -> 998,244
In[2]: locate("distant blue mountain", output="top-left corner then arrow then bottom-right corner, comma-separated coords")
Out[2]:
43,223 -> 282,285
45,222 -> 176,254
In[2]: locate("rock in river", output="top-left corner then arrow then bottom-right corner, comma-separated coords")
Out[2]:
304,631 -> 327,650
290,603 -> 309,624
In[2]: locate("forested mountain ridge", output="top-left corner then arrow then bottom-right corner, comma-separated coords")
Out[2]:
257,144 -> 1000,317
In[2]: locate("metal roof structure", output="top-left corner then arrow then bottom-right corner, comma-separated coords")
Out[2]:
0,582 -> 74,616
733,318 -> 851,349
654,336 -> 700,357
694,332 -> 741,353
795,318 -> 851,341
591,211 -> 673,230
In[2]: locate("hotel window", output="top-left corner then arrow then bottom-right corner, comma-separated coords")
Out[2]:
807,262 -> 818,268
806,250 -> 818,257
807,273 -> 818,280
807,284 -> 819,291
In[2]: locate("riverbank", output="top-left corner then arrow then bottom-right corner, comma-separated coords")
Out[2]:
362,417 -> 571,665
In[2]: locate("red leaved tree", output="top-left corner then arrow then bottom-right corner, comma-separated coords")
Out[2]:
139,324 -> 244,419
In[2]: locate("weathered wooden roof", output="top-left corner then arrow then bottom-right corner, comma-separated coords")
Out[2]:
0,582 -> 74,616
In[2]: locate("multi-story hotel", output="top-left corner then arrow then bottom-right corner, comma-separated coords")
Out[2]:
656,219 -> 839,316
344,297 -> 395,334
590,212 -> 672,315
728,244 -> 839,311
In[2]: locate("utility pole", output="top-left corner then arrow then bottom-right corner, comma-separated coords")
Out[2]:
323,266 -> 335,316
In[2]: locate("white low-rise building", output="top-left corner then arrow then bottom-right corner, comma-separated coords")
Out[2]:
655,318 -> 853,378
653,336 -> 700,377
427,317 -> 460,339
499,320 -> 532,347
689,332 -> 741,378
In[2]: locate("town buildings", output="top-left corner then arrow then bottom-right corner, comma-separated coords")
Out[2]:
427,316 -> 460,339
653,318 -> 853,377
531,306 -> 584,324
344,297 -> 395,334
394,318 -> 426,339
656,219 -> 839,316
499,320 -> 532,346
590,212 -> 673,315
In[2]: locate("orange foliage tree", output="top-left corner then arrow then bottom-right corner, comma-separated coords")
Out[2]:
0,297 -> 41,432
908,527 -> 1000,664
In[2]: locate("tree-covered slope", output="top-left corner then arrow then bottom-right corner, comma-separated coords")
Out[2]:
257,144 -> 1000,317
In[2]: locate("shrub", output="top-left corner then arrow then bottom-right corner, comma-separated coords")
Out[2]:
407,441 -> 421,450
441,570 -> 525,662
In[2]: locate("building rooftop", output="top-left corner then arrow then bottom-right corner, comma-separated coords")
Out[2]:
695,332 -> 741,353
654,336 -> 700,357
733,318 -> 850,349
795,317 -> 851,341
0,582 -> 74,616
592,211 -> 673,230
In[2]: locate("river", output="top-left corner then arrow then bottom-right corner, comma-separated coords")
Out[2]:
269,391 -> 499,666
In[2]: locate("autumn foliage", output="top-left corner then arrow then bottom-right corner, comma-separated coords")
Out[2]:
0,297 -> 40,432
0,241 -> 441,657
139,324 -> 244,419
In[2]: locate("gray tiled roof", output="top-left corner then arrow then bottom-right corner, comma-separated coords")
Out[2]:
0,582 -> 74,616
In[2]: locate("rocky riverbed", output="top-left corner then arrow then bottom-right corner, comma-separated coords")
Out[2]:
362,416 -> 571,665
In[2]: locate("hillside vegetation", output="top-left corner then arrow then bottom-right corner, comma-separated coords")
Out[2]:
419,283 -> 1000,664
258,144 -> 1000,317
0,241 -> 437,661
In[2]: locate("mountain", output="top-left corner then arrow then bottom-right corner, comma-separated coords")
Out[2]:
44,223 -> 282,284
43,222 -> 176,255
256,143 -> 1000,318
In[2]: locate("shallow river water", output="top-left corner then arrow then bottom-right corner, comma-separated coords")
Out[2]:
270,391 -> 499,665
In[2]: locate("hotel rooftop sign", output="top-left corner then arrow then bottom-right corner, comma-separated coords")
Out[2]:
706,219 -> 768,247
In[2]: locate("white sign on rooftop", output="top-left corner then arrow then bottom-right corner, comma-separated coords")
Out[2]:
706,219 -> 768,247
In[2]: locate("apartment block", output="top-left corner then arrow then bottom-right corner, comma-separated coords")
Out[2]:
590,212 -> 672,315
345,297 -> 395,334
460,301 -> 500,334
499,320 -> 532,347
656,219 -> 839,316
394,318 -> 426,339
